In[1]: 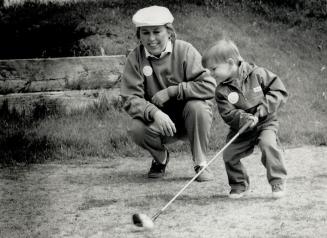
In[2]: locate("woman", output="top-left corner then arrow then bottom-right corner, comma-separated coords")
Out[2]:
120,6 -> 216,182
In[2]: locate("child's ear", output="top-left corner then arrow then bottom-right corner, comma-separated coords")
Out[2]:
227,58 -> 235,66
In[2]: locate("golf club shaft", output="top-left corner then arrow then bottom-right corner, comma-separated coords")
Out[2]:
151,113 -> 259,221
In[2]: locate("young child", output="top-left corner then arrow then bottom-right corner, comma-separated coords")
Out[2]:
202,39 -> 288,199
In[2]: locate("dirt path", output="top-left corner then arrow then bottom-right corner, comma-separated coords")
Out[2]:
1,146 -> 327,238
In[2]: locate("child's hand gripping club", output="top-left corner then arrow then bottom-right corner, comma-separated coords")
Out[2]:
241,104 -> 268,130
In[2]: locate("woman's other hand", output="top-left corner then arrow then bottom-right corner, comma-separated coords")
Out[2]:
151,110 -> 176,136
152,86 -> 178,107
151,89 -> 170,107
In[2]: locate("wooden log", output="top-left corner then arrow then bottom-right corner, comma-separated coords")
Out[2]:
0,55 -> 126,94
0,88 -> 121,116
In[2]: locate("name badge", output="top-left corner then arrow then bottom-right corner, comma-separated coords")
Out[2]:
143,66 -> 153,77
227,92 -> 239,104
253,86 -> 262,93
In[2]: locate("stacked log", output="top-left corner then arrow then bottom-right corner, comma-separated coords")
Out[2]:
0,55 -> 125,115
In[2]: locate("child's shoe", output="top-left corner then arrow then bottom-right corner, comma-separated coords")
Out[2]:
228,187 -> 249,199
271,183 -> 285,199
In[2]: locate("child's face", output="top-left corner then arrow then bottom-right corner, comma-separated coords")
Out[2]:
207,59 -> 237,82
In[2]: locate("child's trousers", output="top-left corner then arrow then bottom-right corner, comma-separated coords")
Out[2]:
223,129 -> 287,191
127,100 -> 213,166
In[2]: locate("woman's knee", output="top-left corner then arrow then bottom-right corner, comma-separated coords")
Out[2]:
127,119 -> 147,145
184,100 -> 212,121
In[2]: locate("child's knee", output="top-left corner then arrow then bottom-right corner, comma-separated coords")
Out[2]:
258,130 -> 277,149
223,147 -> 234,162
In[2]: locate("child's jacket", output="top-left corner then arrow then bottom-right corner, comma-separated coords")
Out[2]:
215,61 -> 288,135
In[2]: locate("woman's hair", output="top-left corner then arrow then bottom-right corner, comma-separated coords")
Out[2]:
202,39 -> 243,68
136,23 -> 177,41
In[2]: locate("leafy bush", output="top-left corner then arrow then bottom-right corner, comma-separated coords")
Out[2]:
0,0 -> 325,59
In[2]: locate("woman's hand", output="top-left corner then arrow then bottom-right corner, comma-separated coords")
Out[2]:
151,110 -> 176,136
151,86 -> 178,107
151,89 -> 170,107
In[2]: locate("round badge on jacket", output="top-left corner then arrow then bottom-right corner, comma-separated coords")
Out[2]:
143,65 -> 153,76
227,92 -> 239,104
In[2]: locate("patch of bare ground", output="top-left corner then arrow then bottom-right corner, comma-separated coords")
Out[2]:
1,146 -> 326,237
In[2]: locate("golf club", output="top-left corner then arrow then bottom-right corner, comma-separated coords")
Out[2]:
132,112 -> 259,229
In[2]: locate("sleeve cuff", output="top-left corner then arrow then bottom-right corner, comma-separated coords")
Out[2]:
167,85 -> 179,98
147,106 -> 160,122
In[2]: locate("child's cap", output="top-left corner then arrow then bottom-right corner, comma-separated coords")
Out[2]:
132,6 -> 174,27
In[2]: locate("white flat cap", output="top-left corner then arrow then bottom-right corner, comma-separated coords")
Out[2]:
132,6 -> 174,27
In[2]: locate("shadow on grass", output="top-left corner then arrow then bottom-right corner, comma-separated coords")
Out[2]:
128,193 -> 274,208
315,173 -> 327,179
0,131 -> 57,165
288,176 -> 307,182
110,170 -> 194,184
78,198 -> 118,211
0,100 -> 60,166
161,176 -> 194,182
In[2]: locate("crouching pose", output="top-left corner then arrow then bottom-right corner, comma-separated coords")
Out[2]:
120,6 -> 217,182
202,39 -> 288,198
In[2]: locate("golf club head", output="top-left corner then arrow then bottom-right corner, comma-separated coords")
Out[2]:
132,213 -> 154,230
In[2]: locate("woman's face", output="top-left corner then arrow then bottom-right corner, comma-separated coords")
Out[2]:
139,25 -> 170,56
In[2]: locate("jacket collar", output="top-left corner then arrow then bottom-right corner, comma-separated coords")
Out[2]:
144,40 -> 172,59
221,61 -> 257,86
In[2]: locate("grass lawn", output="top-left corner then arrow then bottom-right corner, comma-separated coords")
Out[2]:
1,1 -> 327,165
